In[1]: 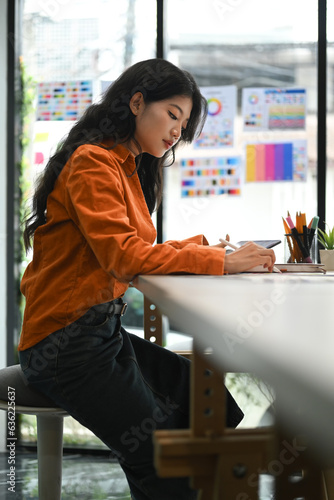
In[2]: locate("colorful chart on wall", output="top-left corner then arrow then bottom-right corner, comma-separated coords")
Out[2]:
242,88 -> 306,131
180,156 -> 241,197
36,80 -> 93,121
194,86 -> 237,148
245,140 -> 307,182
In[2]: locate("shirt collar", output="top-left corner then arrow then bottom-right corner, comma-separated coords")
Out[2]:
102,141 -> 136,172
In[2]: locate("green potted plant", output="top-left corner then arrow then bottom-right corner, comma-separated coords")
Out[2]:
317,223 -> 334,271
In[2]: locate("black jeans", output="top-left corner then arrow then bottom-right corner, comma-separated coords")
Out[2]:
19,300 -> 243,500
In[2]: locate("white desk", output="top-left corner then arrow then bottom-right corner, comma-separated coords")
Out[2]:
135,273 -> 334,467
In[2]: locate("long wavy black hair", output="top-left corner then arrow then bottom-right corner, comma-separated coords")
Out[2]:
23,58 -> 208,251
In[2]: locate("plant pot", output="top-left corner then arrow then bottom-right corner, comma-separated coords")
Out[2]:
319,249 -> 334,271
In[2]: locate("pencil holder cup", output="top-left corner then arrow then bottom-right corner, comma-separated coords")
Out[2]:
284,232 -> 318,263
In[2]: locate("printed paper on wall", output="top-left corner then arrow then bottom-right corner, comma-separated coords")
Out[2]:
36,81 -> 93,121
194,86 -> 237,148
180,156 -> 241,197
242,88 -> 306,131
245,140 -> 307,182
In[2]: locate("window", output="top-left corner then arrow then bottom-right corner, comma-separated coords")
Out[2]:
20,0 -> 157,448
327,0 -> 334,226
164,0 -> 323,263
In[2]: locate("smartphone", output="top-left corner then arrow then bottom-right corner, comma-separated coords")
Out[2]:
236,240 -> 281,249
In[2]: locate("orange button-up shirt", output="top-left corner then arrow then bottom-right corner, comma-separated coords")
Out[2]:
18,143 -> 225,350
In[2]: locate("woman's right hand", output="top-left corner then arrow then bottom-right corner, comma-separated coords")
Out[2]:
224,241 -> 276,274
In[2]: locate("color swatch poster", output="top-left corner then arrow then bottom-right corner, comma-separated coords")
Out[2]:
180,156 -> 241,197
245,140 -> 307,182
194,86 -> 237,149
37,81 -> 93,121
242,88 -> 306,131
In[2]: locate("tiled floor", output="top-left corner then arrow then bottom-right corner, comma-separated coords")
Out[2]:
0,448 -> 276,499
0,449 -> 131,499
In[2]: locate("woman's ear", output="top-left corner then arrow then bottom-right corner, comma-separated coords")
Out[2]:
129,92 -> 144,116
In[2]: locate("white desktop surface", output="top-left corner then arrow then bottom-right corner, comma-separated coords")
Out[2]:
135,273 -> 334,466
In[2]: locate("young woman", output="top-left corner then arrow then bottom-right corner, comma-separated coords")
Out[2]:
18,58 -> 276,499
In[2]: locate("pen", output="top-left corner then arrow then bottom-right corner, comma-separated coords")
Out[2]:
282,216 -> 294,261
301,213 -> 308,250
308,215 -> 319,249
219,238 -> 239,250
286,216 -> 312,263
219,238 -> 282,273
303,224 -> 309,252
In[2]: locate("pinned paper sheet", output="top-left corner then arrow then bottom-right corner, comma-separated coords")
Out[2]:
34,152 -> 44,165
194,86 -> 237,148
245,140 -> 307,182
36,81 -> 93,121
34,132 -> 49,143
242,88 -> 306,131
180,156 -> 241,197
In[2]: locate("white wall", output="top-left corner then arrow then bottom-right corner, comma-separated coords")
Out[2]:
0,0 -> 8,452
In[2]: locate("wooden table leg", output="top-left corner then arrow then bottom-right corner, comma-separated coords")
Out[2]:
154,339 -> 275,499
144,296 -> 163,346
273,431 -> 326,500
322,469 -> 334,500
144,299 -> 327,500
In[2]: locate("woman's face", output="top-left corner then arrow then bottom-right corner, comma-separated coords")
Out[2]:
129,93 -> 193,158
